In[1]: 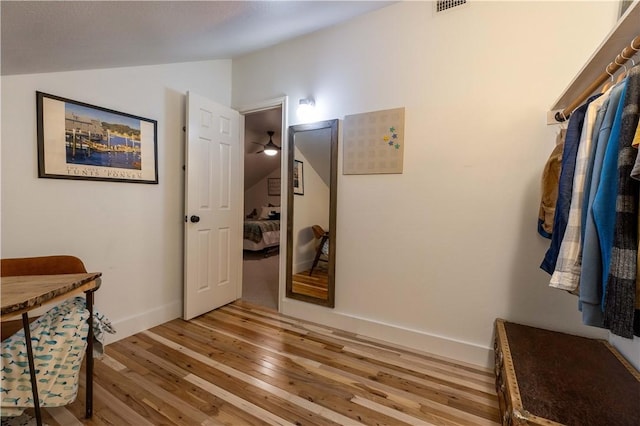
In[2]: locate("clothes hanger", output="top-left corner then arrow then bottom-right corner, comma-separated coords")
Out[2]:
629,40 -> 640,65
614,56 -> 628,84
620,49 -> 636,72
557,111 -> 568,133
601,63 -> 615,94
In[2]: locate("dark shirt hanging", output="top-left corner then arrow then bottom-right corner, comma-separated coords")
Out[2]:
540,95 -> 602,274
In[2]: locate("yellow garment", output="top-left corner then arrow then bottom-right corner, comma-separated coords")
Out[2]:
632,121 -> 640,147
538,130 -> 566,237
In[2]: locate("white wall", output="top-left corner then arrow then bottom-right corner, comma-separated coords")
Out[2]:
232,1 -> 636,367
1,60 -> 232,342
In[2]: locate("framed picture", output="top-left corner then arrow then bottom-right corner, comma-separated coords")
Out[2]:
619,0 -> 633,17
36,91 -> 158,184
268,177 -> 281,196
293,160 -> 304,195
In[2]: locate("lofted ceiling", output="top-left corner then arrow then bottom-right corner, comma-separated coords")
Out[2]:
244,107 -> 283,191
2,1 -> 395,195
1,1 -> 395,76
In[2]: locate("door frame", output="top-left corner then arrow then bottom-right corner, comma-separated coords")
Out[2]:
238,96 -> 288,312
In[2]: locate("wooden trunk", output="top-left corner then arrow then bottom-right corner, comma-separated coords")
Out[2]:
493,318 -> 640,426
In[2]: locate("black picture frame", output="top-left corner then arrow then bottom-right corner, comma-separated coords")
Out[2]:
619,0 -> 633,17
293,160 -> 304,195
36,91 -> 158,184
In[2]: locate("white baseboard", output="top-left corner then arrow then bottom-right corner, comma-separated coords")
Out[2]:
281,299 -> 494,368
103,300 -> 182,345
102,297 -> 494,369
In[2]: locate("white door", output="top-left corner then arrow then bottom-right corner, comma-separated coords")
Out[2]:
183,91 -> 242,320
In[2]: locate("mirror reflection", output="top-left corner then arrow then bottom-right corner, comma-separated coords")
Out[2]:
286,120 -> 338,307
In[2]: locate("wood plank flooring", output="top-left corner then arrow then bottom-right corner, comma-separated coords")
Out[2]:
31,301 -> 499,425
292,270 -> 328,300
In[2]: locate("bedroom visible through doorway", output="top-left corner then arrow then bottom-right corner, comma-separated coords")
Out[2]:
241,104 -> 283,310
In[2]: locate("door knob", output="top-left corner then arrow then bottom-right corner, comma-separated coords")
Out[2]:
190,215 -> 200,223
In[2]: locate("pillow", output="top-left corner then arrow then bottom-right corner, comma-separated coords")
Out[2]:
259,206 -> 280,219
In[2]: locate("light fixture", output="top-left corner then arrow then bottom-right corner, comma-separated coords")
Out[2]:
264,146 -> 278,156
298,97 -> 315,110
263,131 -> 279,156
250,131 -> 281,156
297,97 -> 315,121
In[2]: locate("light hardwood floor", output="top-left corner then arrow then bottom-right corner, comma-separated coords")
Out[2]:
34,301 -> 500,425
291,269 -> 328,300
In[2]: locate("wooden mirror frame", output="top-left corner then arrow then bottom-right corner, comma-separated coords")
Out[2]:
286,119 -> 338,308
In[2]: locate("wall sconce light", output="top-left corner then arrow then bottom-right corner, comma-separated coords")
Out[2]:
297,97 -> 315,121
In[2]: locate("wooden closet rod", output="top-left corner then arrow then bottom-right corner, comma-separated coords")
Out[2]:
555,35 -> 640,122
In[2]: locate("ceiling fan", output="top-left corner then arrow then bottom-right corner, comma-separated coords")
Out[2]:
251,130 -> 280,156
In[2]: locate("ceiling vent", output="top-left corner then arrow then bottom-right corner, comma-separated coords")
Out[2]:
435,0 -> 467,13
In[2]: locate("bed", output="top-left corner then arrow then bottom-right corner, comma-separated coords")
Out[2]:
243,206 -> 281,251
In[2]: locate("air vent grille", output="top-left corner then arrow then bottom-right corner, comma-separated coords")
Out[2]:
436,0 -> 467,13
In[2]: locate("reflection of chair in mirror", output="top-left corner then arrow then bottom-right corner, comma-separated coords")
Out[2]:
309,225 -> 329,276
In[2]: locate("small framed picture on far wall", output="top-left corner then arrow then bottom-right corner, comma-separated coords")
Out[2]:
268,178 -> 281,196
293,160 -> 304,195
619,0 -> 633,17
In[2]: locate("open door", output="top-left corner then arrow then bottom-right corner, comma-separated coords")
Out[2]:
183,91 -> 242,320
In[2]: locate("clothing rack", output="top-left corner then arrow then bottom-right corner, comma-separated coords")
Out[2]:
555,35 -> 640,122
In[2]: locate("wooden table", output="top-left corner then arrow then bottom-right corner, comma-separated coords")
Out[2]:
1,272 -> 102,425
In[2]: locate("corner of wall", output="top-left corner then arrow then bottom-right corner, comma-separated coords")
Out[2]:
103,300 -> 182,346
609,333 -> 640,370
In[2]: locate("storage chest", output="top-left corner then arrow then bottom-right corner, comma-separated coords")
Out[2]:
493,318 -> 640,426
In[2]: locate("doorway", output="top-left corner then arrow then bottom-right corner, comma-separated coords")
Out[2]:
240,99 -> 286,310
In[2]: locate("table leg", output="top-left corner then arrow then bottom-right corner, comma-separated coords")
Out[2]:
22,312 -> 42,426
85,289 -> 94,419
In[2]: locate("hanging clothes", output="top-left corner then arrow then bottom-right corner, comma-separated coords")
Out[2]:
550,94 -> 608,292
630,117 -> 640,148
538,131 -> 565,239
630,117 -> 640,312
580,81 -> 627,327
541,65 -> 640,338
541,95 -> 601,274
602,65 -> 640,338
580,91 -> 609,241
592,82 -> 628,309
629,118 -> 640,176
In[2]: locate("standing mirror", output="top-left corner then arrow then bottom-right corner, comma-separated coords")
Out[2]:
286,119 -> 338,307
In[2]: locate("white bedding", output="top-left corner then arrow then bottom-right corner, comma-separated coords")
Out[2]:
243,230 -> 280,251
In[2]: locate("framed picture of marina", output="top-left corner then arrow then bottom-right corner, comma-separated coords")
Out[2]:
36,92 -> 158,184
